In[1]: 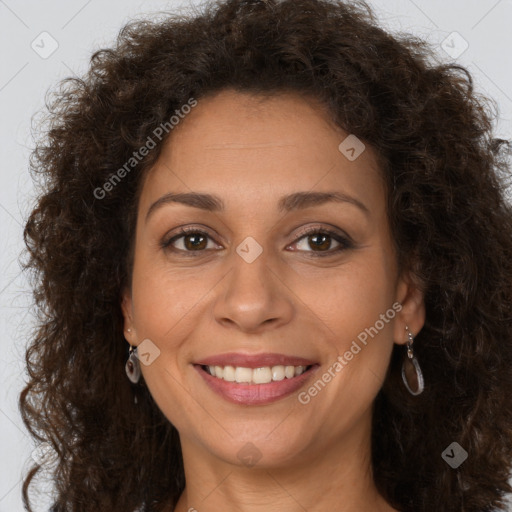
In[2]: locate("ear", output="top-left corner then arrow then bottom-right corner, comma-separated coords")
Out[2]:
121,287 -> 138,345
393,272 -> 426,344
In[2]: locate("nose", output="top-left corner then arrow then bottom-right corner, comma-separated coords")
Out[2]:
212,246 -> 295,334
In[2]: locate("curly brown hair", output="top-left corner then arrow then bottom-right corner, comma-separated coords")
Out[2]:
19,0 -> 512,511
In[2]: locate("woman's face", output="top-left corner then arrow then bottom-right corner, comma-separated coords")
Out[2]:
122,89 -> 424,469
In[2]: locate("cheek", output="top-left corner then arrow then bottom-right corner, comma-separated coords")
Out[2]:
130,247 -> 211,338
129,254 -> 205,429
302,249 -> 396,340
305,247 -> 398,393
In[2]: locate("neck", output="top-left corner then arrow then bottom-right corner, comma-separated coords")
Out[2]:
171,411 -> 397,512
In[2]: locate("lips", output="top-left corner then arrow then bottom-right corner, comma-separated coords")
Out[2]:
193,352 -> 320,405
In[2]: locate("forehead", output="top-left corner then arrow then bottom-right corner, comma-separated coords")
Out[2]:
139,89 -> 385,215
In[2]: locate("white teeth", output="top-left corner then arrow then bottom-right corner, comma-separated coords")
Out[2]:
223,365 -> 236,382
272,365 -> 285,381
235,367 -> 252,383
284,365 -> 295,379
294,365 -> 306,376
205,364 -> 309,384
253,367 -> 272,384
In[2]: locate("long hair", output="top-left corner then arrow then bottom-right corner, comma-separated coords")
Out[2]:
20,1 -> 512,510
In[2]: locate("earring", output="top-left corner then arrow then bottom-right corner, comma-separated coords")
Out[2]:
125,344 -> 141,384
401,326 -> 424,396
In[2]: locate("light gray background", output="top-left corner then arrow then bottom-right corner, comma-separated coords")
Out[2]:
1,0 -> 511,511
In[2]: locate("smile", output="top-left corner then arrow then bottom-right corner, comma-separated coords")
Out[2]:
193,354 -> 320,405
202,364 -> 311,384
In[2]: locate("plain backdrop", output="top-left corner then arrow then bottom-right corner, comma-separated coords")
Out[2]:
1,0 -> 511,511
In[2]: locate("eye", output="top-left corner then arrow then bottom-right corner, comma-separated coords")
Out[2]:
161,227 -> 221,254
161,225 -> 354,257
288,226 -> 354,257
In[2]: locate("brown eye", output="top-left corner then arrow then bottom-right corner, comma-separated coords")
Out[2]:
305,233 -> 336,251
181,232 -> 208,250
289,227 -> 354,257
161,225 -> 353,257
162,228 -> 219,254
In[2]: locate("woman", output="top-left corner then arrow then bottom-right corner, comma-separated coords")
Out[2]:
20,0 -> 512,511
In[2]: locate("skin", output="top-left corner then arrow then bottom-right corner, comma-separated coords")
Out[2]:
122,89 -> 425,512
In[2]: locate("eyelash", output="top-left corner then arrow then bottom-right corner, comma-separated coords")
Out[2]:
161,225 -> 354,258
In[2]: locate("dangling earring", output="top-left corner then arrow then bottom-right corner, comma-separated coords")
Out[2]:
125,344 -> 141,384
401,326 -> 424,396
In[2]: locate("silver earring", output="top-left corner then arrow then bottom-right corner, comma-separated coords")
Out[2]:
125,344 -> 141,384
401,326 -> 424,396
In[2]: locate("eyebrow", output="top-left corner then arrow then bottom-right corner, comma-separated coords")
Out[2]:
145,190 -> 370,222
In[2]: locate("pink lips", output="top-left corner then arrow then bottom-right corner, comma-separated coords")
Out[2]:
193,352 -> 319,405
